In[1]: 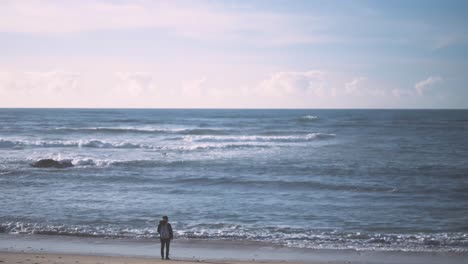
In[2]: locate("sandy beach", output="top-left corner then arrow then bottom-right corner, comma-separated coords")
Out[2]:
1,250 -> 468,264
2,250 -> 466,264
1,234 -> 467,264
0,251 -> 311,264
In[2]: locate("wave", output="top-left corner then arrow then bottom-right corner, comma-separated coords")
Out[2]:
177,224 -> 468,252
181,133 -> 336,143
299,115 -> 319,121
108,118 -> 144,123
1,132 -> 335,150
53,127 -> 229,135
0,221 -> 157,238
0,139 -> 153,149
165,143 -> 271,151
26,144 -> 268,168
2,140 -> 271,153
1,221 -> 466,252
178,128 -> 229,135
54,127 -> 167,134
166,177 -> 395,193
27,157 -> 113,167
0,139 -> 17,148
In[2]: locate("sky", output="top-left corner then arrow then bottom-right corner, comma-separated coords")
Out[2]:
0,0 -> 467,108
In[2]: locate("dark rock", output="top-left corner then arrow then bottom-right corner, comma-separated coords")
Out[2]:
31,159 -> 73,168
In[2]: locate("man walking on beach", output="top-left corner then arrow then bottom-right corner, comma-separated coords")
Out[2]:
157,215 -> 173,260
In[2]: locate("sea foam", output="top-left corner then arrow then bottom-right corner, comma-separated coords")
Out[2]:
1,221 -> 467,253
53,127 -> 229,135
182,133 -> 335,143
0,138 -> 152,149
299,115 -> 319,121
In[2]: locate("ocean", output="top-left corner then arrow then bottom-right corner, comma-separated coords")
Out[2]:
0,109 -> 467,252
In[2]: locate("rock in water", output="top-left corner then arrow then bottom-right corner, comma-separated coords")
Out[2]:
31,159 -> 73,168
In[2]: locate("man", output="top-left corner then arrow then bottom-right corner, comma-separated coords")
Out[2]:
157,215 -> 173,260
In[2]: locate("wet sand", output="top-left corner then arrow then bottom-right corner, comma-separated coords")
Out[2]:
0,251 -> 311,264
0,234 -> 467,264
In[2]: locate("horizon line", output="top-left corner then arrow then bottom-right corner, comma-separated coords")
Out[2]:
0,107 -> 467,110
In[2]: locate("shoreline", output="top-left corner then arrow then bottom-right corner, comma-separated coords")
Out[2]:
1,234 -> 467,264
0,251 -> 306,264
0,251 -> 305,264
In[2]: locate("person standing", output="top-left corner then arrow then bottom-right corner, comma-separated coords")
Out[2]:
157,215 -> 173,260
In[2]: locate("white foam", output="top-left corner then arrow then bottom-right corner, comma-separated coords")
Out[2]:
54,126 -> 228,135
0,138 -> 152,149
182,133 -> 335,143
70,158 -> 112,167
300,115 -> 319,121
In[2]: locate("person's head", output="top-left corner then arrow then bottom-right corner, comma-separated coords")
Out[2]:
162,215 -> 168,222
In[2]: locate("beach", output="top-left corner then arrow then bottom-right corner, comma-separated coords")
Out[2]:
2,252 -> 194,264
3,251 -> 464,264
1,234 -> 467,264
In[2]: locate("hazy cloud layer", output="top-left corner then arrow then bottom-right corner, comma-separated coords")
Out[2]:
115,72 -> 155,96
345,77 -> 367,94
0,71 -> 80,94
0,69 -> 450,108
0,0 -> 328,46
258,71 -> 326,97
0,0 -> 466,108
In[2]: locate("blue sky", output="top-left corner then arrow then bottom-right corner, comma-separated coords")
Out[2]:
0,0 -> 467,108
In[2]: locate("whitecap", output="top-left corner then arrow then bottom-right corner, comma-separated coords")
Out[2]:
299,115 -> 319,121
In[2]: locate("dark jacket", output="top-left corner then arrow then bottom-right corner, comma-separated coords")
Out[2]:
157,222 -> 173,239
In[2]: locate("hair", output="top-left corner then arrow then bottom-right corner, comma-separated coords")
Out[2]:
162,215 -> 168,220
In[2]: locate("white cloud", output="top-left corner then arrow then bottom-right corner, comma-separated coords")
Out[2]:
257,71 -> 326,97
431,34 -> 467,50
345,77 -> 367,94
0,67 -> 449,108
115,72 -> 155,96
414,76 -> 442,95
391,89 -> 413,98
0,71 -> 80,94
181,77 -> 207,97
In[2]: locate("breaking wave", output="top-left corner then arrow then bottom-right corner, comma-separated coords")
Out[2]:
181,133 -> 336,143
53,127 -> 229,135
299,115 -> 319,121
1,221 -> 466,252
0,139 -> 153,149
1,132 -> 335,150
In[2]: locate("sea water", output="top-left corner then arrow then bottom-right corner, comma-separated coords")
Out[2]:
0,109 -> 467,252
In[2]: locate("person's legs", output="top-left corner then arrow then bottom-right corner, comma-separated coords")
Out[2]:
165,239 -> 170,259
160,239 -> 165,259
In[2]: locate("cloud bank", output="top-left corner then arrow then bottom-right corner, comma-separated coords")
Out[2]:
0,71 -> 80,94
345,77 -> 367,94
1,69 -> 446,108
115,72 -> 155,96
258,71 -> 326,97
